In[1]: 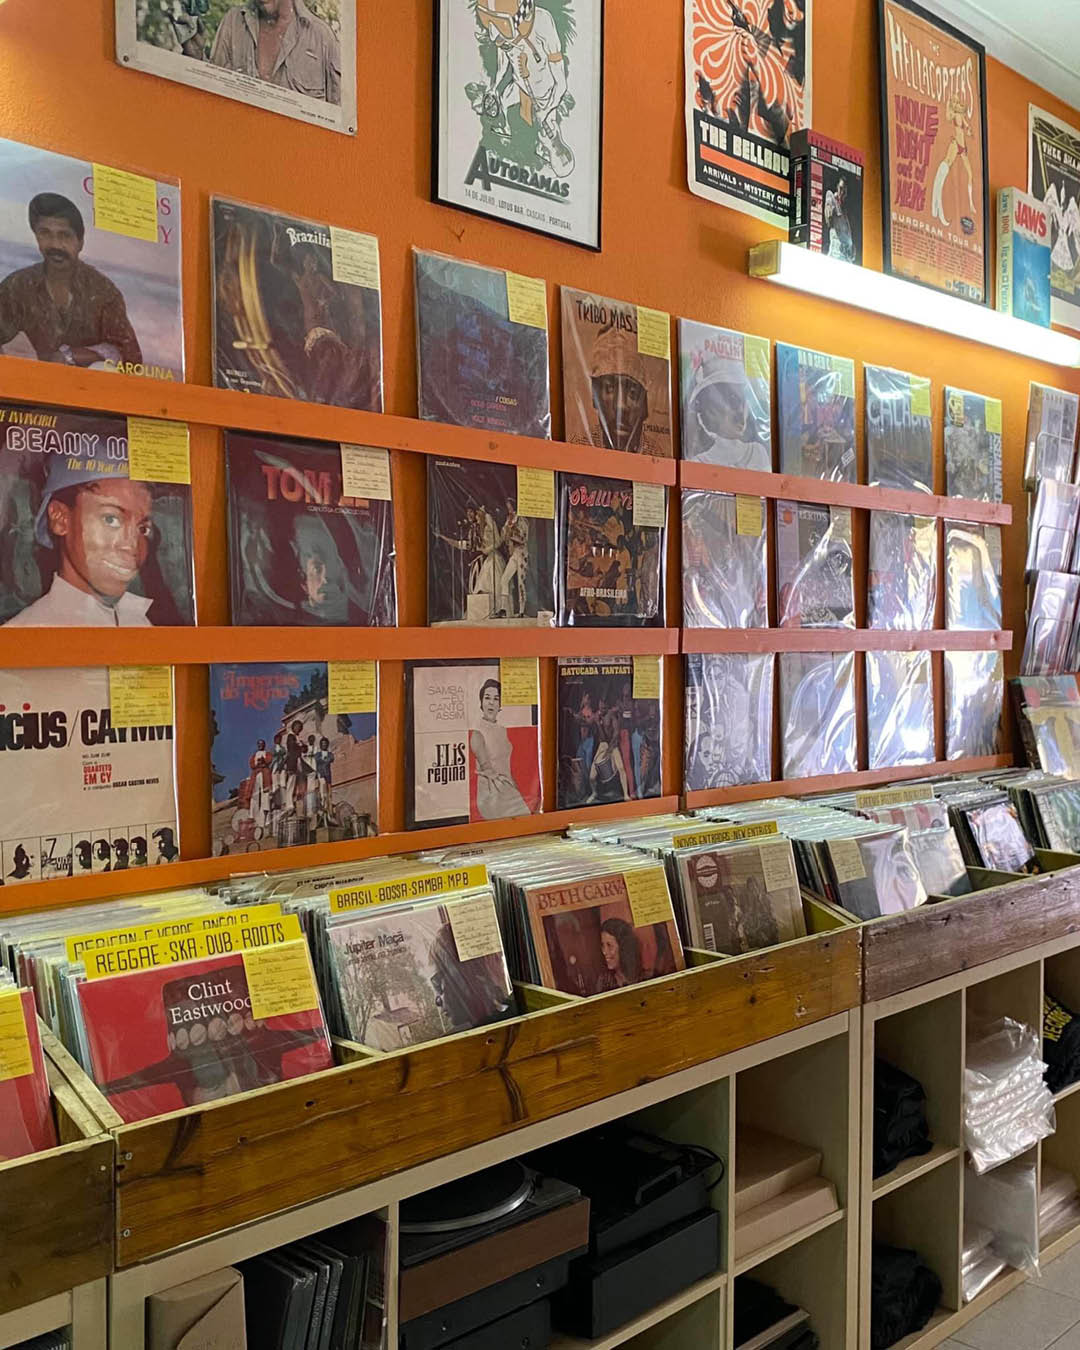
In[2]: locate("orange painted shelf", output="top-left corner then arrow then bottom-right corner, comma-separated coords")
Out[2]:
0,796 -> 681,916
679,461 -> 1011,527
682,629 -> 1013,655
0,357 -> 676,485
0,626 -> 681,668
684,756 -> 1014,808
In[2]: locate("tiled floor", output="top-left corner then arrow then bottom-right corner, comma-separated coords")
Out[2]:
941,1243 -> 1080,1350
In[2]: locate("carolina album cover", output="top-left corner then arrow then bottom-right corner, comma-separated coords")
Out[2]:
678,320 -> 771,470
0,666 -> 178,884
225,432 -> 396,627
211,197 -> 383,411
776,343 -> 856,481
776,501 -> 854,629
210,662 -> 378,856
865,366 -> 933,494
865,650 -> 934,770
944,522 -> 1002,631
945,387 -> 1003,502
414,249 -> 551,438
868,512 -> 937,632
427,457 -> 555,626
682,489 -> 767,629
561,288 -> 672,456
0,402 -> 195,627
524,869 -> 684,996
557,657 -> 662,809
684,652 -> 773,791
946,651 -> 1003,760
0,137 -> 183,380
779,651 -> 856,779
327,900 -> 514,1051
77,947 -> 333,1123
559,474 -> 664,626
676,841 -> 805,955
406,659 -> 541,830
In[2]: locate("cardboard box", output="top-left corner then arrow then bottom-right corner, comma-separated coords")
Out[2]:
147,1267 -> 246,1350
735,1126 -> 823,1216
734,1178 -> 839,1260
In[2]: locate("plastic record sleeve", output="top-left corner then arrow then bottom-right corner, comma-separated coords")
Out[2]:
865,365 -> 933,494
945,523 -> 1002,631
945,651 -> 1004,760
865,650 -> 934,770
775,342 -> 856,482
1022,572 -> 1080,676
556,656 -> 663,810
945,387 -> 1003,502
677,319 -> 772,469
558,474 -> 665,627
684,653 -> 774,791
1024,383 -> 1080,489
681,490 -> 767,628
1026,480 -> 1080,573
776,501 -> 854,628
778,652 -> 857,779
867,512 -> 938,632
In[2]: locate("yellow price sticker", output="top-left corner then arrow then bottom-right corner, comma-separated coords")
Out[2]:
736,495 -> 763,537
506,272 -> 547,329
831,357 -> 856,400
828,838 -> 866,885
329,227 -> 381,291
448,894 -> 504,962
909,377 -> 932,419
127,418 -> 191,484
340,444 -> 391,500
93,163 -> 158,242
760,842 -> 797,892
623,868 -> 675,929
109,666 -> 173,729
517,466 -> 555,519
633,654 -> 661,701
986,399 -> 1003,435
329,864 -> 490,914
500,657 -> 538,707
744,335 -> 771,383
632,482 -> 666,529
243,941 -> 320,1022
636,307 -> 671,361
328,661 -> 377,715
0,991 -> 33,1083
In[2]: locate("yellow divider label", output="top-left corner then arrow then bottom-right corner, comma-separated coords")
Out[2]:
673,821 -> 779,849
82,915 -> 303,980
329,865 -> 490,914
66,903 -> 284,964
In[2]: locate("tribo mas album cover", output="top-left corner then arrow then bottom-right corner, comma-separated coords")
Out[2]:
557,658 -> 662,810
678,320 -> 772,471
414,249 -> 551,438
427,457 -> 555,626
211,196 -> 383,411
776,343 -> 856,482
559,475 -> 664,627
0,666 -> 179,884
0,137 -> 183,381
77,946 -> 333,1123
406,659 -> 541,830
225,432 -> 396,627
561,288 -> 673,457
210,663 -> 377,856
0,402 -> 195,627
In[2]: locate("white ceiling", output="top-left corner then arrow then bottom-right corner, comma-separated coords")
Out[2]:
929,0 -> 1080,115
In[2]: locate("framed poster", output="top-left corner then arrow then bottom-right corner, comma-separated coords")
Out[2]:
1029,105 -> 1080,332
878,0 -> 989,303
684,0 -> 812,228
433,0 -> 604,250
115,0 -> 357,135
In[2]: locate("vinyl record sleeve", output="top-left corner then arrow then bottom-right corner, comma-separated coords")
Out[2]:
776,501 -> 854,628
406,659 -> 541,830
676,841 -> 805,955
0,137 -> 184,381
210,663 -> 378,856
865,366 -> 933,494
427,457 -> 555,626
210,196 -> 382,412
77,946 -> 333,1123
868,512 -> 937,632
561,288 -> 672,457
865,650 -> 934,770
413,249 -> 551,438
1031,783 -> 1080,853
225,432 -> 396,627
1026,479 -> 1080,573
945,387 -> 1003,502
0,402 -> 195,627
557,657 -> 662,810
1012,676 -> 1080,777
908,826 -> 972,897
964,800 -> 1033,873
945,522 -> 1002,631
1024,383 -> 1079,488
559,474 -> 664,627
682,489 -> 767,628
684,653 -> 774,792
946,651 -> 1004,760
523,870 -> 684,997
678,320 -> 772,470
827,827 -> 927,920
0,988 -> 57,1161
1022,571 -> 1080,677
779,652 -> 856,779
326,899 -> 514,1051
776,343 -> 856,482
0,666 -> 178,884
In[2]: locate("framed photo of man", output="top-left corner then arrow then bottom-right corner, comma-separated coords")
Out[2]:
115,0 -> 358,135
877,0 -> 989,304
433,0 -> 605,250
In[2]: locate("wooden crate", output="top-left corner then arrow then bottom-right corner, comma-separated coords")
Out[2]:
0,1030 -> 113,1316
863,862 -> 1080,1003
53,930 -> 860,1266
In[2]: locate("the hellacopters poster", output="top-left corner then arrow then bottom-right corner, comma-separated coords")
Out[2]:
435,0 -> 604,249
1029,105 -> 1080,332
685,0 -> 812,228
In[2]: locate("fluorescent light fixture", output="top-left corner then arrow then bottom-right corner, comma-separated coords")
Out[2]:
749,241 -> 1080,368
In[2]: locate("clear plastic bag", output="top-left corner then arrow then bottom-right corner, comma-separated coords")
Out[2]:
964,1159 -> 1040,1285
776,342 -> 856,482
962,1222 -> 1008,1303
681,490 -> 767,628
776,501 -> 854,628
1024,382 -> 1079,489
678,320 -> 772,470
945,523 -> 1003,631
868,512 -> 937,632
779,651 -> 857,779
866,651 -> 934,770
1026,480 -> 1080,573
866,366 -> 933,494
946,387 -> 1003,502
684,653 -> 774,791
1021,571 -> 1080,677
964,1018 -> 1056,1174
945,651 -> 1004,760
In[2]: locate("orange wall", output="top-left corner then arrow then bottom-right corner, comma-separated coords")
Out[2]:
0,0 -> 1077,861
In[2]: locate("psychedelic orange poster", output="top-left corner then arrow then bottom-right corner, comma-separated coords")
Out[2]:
878,0 -> 989,303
